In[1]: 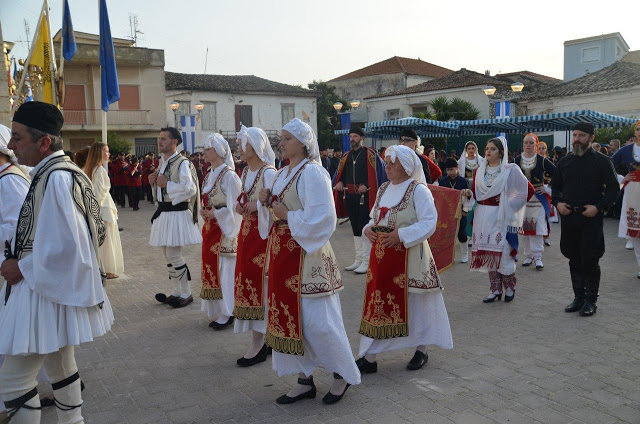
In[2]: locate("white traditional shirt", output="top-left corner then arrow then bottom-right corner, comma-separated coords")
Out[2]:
257,159 -> 336,254
16,151 -> 104,307
0,163 -> 29,247
243,166 -> 277,194
203,163 -> 243,238
363,179 -> 438,248
157,152 -> 197,204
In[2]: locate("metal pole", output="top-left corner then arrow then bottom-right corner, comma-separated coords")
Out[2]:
102,110 -> 107,143
44,0 -> 58,105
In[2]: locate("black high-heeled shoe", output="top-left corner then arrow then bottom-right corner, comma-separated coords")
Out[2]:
322,373 -> 351,405
276,376 -> 316,404
483,294 -> 502,303
504,291 -> 515,303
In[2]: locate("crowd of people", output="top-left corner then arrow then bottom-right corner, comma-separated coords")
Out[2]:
0,100 -> 637,422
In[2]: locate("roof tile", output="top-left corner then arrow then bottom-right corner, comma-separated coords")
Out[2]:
165,72 -> 314,96
329,56 -> 452,82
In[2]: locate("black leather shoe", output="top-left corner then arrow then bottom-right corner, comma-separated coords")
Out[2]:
356,357 -> 377,374
169,295 -> 193,308
322,374 -> 350,405
276,377 -> 316,404
483,294 -> 502,303
155,293 -> 178,304
209,316 -> 234,330
565,297 -> 585,313
237,344 -> 269,367
407,350 -> 428,370
579,301 -> 597,317
504,291 -> 515,303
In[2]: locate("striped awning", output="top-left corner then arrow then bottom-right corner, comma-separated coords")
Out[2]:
364,117 -> 459,139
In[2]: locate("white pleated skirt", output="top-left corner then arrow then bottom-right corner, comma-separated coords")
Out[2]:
359,291 -> 453,357
0,280 -> 114,355
102,220 -> 124,274
149,210 -> 202,247
272,294 -> 361,385
234,279 -> 268,334
201,256 -> 235,318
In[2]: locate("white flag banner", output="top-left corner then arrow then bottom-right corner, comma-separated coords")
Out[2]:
180,115 -> 196,154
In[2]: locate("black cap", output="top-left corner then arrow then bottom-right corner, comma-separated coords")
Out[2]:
400,128 -> 418,140
444,158 -> 458,169
349,126 -> 365,137
573,122 -> 595,135
13,101 -> 64,136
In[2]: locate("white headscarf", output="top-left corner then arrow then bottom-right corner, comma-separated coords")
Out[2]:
236,125 -> 276,166
474,136 -> 529,232
204,133 -> 235,170
457,140 -> 485,176
384,144 -> 426,184
282,118 -> 320,164
0,124 -> 31,176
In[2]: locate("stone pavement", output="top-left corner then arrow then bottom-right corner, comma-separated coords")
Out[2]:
38,200 -> 640,424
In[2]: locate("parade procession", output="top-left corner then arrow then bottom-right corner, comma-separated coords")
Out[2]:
1,1 -> 640,423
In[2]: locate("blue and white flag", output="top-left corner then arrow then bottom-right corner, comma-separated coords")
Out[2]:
62,0 -> 76,62
180,115 -> 196,154
99,0 -> 119,111
495,100 -> 510,139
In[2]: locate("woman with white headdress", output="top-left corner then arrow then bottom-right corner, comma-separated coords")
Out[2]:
233,125 -> 277,367
463,137 -> 534,303
458,141 -> 484,188
257,118 -> 360,405
355,145 -> 453,375
0,124 -> 31,416
200,134 -> 242,330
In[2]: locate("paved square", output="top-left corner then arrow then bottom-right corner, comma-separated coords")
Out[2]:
39,201 -> 640,423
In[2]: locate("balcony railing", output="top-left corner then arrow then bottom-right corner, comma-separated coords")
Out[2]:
62,109 -> 151,126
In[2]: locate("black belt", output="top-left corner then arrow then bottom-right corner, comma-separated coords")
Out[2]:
151,201 -> 189,223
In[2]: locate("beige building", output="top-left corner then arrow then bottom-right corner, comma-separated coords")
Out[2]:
52,31 -> 165,153
0,22 -> 12,127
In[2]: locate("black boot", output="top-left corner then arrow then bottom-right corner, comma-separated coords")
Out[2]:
579,300 -> 597,316
564,297 -> 585,312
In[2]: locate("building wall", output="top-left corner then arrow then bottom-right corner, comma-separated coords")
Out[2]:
406,75 -> 435,87
364,86 -> 492,122
329,73 -> 406,102
165,90 -> 317,150
564,36 -> 629,82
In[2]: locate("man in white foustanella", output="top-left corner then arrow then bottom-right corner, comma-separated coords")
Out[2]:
149,127 -> 202,308
0,101 -> 114,423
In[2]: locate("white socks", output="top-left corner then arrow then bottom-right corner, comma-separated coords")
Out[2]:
505,288 -> 514,297
216,314 -> 230,324
244,331 -> 265,359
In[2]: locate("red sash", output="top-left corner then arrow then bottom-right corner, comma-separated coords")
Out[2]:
201,216 -> 224,299
233,212 -> 268,319
359,228 -> 409,339
265,222 -> 304,355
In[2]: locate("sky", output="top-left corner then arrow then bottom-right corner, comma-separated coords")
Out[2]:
2,0 -> 639,88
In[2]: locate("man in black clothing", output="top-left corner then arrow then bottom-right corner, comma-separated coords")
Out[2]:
551,122 -> 620,317
398,129 -> 432,184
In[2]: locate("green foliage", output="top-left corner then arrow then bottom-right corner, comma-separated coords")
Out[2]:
595,125 -> 635,145
308,81 -> 350,149
98,132 -> 132,155
427,97 -> 480,121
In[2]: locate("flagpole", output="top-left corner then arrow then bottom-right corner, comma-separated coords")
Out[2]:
102,111 -> 107,143
44,0 -> 58,106
15,0 -> 47,104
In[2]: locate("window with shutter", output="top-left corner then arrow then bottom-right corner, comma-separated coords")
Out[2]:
201,102 -> 217,130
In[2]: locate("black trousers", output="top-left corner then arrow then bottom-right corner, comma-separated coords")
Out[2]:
458,215 -> 468,243
346,193 -> 370,237
128,186 -> 142,210
560,213 -> 605,303
114,185 -> 126,207
143,185 -> 153,202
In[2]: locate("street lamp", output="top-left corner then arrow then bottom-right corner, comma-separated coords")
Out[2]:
194,101 -> 204,113
510,82 -> 524,92
169,101 -> 180,126
350,100 -> 361,109
333,102 -> 343,112
483,86 -> 497,96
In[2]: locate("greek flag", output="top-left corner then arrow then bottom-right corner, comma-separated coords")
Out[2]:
495,101 -> 510,139
180,115 -> 196,154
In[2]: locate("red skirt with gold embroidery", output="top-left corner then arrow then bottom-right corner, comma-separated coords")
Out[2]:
359,230 -> 409,340
265,222 -> 304,355
233,213 -> 268,320
201,219 -> 224,299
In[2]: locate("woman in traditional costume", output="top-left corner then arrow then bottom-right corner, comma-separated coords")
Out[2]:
612,120 -> 640,278
84,143 -> 125,279
257,118 -> 360,405
515,134 -> 556,269
458,141 -> 484,188
355,145 -> 453,375
200,134 -> 242,330
464,137 -> 534,303
233,126 -> 277,366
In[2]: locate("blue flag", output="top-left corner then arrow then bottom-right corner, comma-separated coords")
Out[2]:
62,0 -> 76,62
99,0 -> 119,112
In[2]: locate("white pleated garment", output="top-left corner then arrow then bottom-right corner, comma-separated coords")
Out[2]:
201,256 -> 236,318
233,278 -> 267,334
92,166 -> 124,274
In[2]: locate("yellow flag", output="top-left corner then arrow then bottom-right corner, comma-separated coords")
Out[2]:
30,12 -> 54,104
